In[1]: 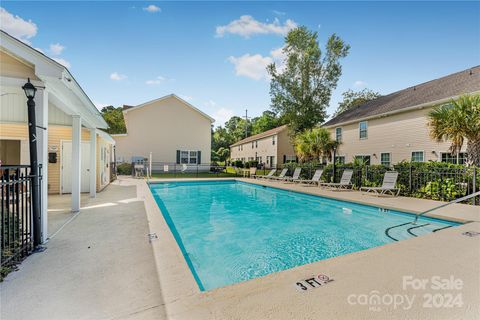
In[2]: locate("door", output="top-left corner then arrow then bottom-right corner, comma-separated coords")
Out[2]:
61,141 -> 90,193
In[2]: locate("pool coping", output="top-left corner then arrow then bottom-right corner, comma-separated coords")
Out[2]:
139,177 -> 480,319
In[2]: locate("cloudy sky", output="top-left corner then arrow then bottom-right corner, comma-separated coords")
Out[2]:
1,1 -> 479,126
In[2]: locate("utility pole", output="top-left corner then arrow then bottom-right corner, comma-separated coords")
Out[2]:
244,109 -> 249,138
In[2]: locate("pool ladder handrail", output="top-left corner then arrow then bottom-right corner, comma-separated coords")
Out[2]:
413,190 -> 480,223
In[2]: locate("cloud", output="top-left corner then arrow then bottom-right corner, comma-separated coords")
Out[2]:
49,43 -> 65,55
94,101 -> 108,110
216,15 -> 297,38
143,5 -> 161,13
228,54 -> 272,81
228,47 -> 286,81
52,57 -> 71,68
0,8 -> 37,44
110,72 -> 127,81
204,100 -> 217,108
353,80 -> 367,88
145,75 -> 166,85
272,10 -> 286,16
213,107 -> 235,125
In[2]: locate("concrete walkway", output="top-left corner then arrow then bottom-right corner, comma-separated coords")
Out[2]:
0,179 -> 167,320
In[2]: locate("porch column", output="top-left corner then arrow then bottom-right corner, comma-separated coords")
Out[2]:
36,88 -> 49,243
89,128 -> 96,198
71,115 -> 81,212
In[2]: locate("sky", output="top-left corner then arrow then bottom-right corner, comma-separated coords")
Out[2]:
1,1 -> 479,126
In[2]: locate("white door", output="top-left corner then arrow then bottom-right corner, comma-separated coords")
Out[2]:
61,141 -> 91,193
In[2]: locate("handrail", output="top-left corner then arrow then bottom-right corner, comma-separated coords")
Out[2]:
414,191 -> 480,223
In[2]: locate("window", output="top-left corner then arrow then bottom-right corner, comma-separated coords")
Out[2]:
335,156 -> 345,164
252,141 -> 254,149
272,135 -> 276,145
180,151 -> 189,164
359,121 -> 368,139
411,151 -> 424,162
441,152 -> 468,164
255,141 -> 258,148
180,150 -> 199,164
189,151 -> 198,164
285,155 -> 297,163
258,156 -> 262,163
335,127 -> 342,142
380,153 -> 391,166
238,146 -> 240,151
355,155 -> 371,165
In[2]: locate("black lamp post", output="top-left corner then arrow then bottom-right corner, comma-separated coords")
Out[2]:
22,78 -> 42,247
332,145 -> 337,183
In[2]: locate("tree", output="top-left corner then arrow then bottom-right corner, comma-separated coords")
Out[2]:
101,106 -> 126,134
268,26 -> 349,136
294,127 -> 338,162
428,94 -> 480,166
251,111 -> 282,135
334,88 -> 381,117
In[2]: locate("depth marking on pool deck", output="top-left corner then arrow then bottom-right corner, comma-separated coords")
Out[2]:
295,274 -> 334,292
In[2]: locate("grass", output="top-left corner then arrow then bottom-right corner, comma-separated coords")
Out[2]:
150,167 -> 272,179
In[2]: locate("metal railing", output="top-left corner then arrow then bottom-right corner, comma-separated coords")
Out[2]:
1,165 -> 36,271
413,191 -> 480,223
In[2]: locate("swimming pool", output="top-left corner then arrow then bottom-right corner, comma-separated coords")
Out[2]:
149,180 -> 458,291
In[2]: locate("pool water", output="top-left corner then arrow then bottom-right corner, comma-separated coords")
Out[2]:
150,180 -> 458,291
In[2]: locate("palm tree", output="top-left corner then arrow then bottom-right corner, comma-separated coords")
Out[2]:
428,94 -> 480,166
294,127 -> 338,162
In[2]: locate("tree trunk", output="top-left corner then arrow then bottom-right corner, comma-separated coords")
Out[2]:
466,139 -> 480,166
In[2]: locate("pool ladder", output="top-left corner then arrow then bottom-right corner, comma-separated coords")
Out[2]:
385,191 -> 480,241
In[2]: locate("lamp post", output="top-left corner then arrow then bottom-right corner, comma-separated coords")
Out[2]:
22,78 -> 41,247
332,145 -> 337,183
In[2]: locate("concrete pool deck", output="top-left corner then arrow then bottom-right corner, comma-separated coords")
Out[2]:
143,177 -> 480,319
1,176 -> 479,319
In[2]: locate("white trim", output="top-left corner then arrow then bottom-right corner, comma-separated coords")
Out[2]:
111,133 -> 128,137
359,121 -> 368,140
123,94 -> 215,123
97,129 -> 116,145
323,90 -> 480,128
379,152 -> 392,166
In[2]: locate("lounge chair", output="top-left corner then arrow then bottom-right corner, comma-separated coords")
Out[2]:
249,167 -> 257,178
268,168 -> 288,181
360,171 -> 400,196
294,169 -> 323,185
319,170 -> 353,190
284,168 -> 302,182
256,169 -> 276,180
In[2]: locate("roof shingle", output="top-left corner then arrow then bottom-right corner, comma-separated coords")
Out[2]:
324,66 -> 480,127
230,125 -> 288,147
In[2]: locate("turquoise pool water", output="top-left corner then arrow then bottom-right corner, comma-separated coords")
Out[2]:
150,180 -> 458,291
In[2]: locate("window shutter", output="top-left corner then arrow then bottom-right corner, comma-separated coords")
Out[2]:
283,155 -> 286,163
176,150 -> 180,164
197,151 -> 201,164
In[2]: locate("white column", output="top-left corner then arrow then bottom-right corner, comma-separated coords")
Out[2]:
36,89 -> 49,243
71,116 -> 81,212
89,128 -> 97,198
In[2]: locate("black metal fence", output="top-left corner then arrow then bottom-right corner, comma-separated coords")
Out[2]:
277,163 -> 479,205
1,165 -> 37,274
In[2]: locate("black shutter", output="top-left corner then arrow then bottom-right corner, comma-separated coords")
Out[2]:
197,151 -> 201,164
176,150 -> 180,164
283,155 -> 286,163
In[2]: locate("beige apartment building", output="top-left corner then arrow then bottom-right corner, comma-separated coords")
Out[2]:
113,94 -> 214,167
323,66 -> 480,166
230,125 -> 296,167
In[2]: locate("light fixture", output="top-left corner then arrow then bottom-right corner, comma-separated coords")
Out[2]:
22,78 -> 37,99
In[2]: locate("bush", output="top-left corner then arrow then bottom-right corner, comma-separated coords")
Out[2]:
233,160 -> 244,168
245,160 -> 259,169
117,163 -> 132,175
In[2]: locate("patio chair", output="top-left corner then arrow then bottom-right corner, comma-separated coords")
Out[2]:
360,171 -> 400,196
294,169 -> 323,185
256,169 -> 276,180
268,168 -> 288,181
249,167 -> 257,178
319,170 -> 353,190
284,168 -> 302,182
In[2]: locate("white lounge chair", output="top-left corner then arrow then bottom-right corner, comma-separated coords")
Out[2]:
319,170 -> 353,190
284,168 -> 302,182
256,169 -> 276,179
294,169 -> 323,185
268,168 -> 288,181
360,171 -> 400,196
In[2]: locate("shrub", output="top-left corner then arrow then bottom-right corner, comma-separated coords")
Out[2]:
117,163 -> 132,175
233,160 -> 244,168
